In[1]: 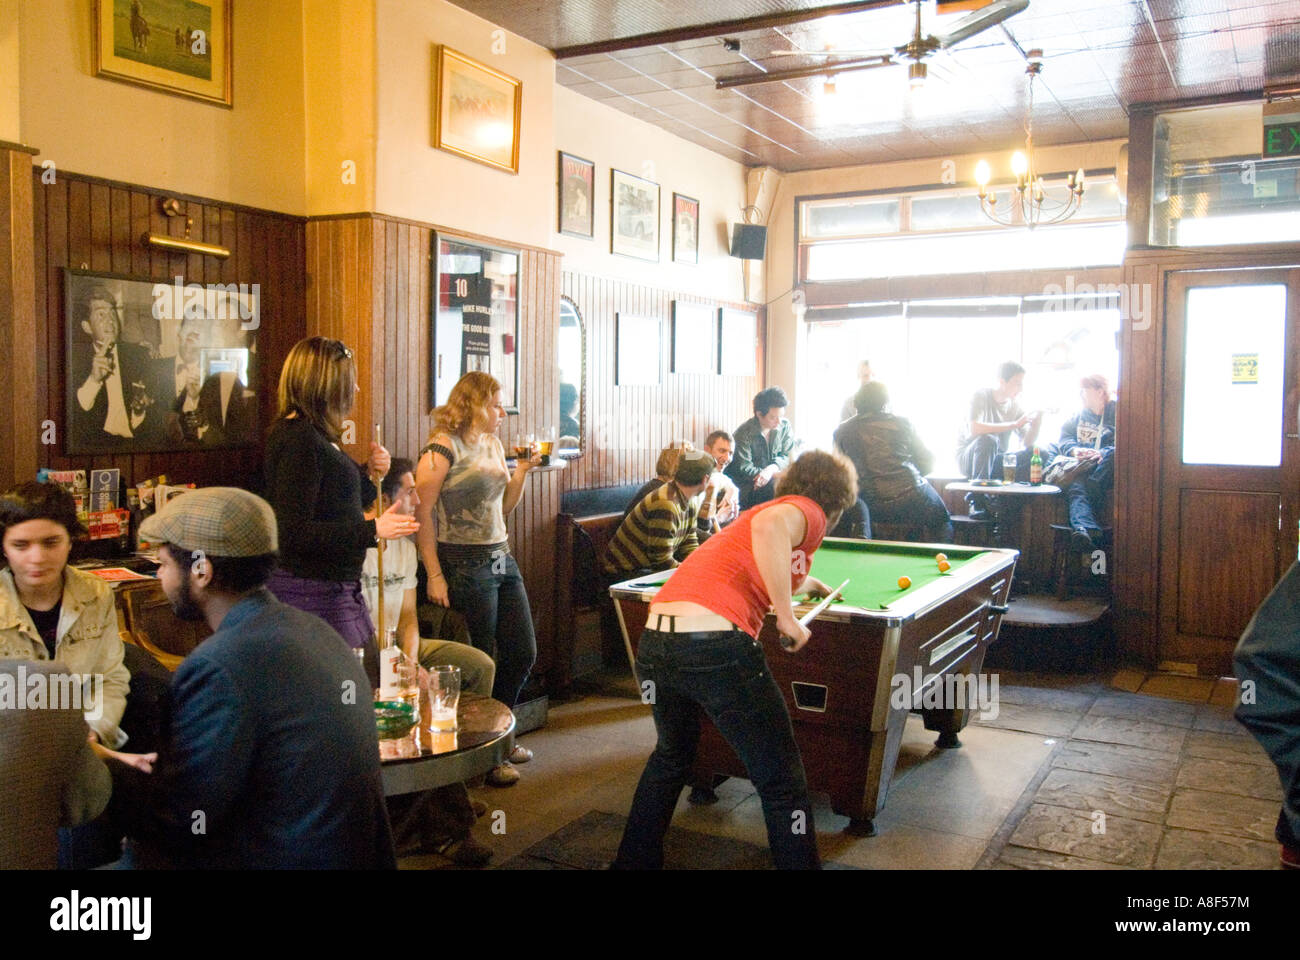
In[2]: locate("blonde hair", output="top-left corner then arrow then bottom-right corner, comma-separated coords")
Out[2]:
431,371 -> 501,440
655,441 -> 695,480
276,337 -> 356,442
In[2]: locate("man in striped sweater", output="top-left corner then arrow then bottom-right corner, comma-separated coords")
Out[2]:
603,451 -> 714,581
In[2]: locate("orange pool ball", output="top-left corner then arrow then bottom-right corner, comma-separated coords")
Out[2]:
935,553 -> 948,563
897,576 -> 912,590
938,560 -> 951,573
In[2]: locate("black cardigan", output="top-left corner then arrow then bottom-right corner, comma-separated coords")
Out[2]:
263,418 -> 378,581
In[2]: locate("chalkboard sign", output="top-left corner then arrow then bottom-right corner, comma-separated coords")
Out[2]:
431,236 -> 520,412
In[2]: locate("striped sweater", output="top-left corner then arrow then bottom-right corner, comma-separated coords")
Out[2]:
602,483 -> 700,576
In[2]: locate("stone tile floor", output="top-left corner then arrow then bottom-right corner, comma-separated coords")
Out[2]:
397,667 -> 1286,871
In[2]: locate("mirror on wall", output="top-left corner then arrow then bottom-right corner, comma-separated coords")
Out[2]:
558,296 -> 585,458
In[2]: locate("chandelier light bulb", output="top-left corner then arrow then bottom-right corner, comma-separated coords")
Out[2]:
974,159 -> 991,188
1011,151 -> 1028,177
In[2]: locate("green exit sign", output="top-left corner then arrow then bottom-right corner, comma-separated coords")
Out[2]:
1263,105 -> 1300,157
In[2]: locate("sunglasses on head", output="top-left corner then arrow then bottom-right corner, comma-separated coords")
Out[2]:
331,340 -> 354,361
682,449 -> 712,463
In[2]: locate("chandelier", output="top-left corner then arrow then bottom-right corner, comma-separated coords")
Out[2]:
974,53 -> 1084,229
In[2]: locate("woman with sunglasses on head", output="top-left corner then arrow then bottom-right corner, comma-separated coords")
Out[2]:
263,337 -> 418,683
414,372 -> 541,786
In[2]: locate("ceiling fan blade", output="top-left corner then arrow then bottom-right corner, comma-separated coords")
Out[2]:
936,0 -> 1029,49
716,55 -> 896,90
767,48 -> 897,58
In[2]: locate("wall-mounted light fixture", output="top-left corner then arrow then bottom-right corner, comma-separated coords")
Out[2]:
142,197 -> 231,259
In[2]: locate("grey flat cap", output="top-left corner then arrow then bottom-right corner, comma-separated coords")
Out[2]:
139,487 -> 278,557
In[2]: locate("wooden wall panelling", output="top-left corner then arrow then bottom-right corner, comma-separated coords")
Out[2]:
34,170 -> 306,491
560,269 -> 766,492
0,144 -> 40,491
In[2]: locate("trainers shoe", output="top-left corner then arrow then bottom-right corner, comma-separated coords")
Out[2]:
434,835 -> 493,868
486,762 -> 519,786
508,745 -> 533,764
1071,526 -> 1097,551
471,799 -> 489,818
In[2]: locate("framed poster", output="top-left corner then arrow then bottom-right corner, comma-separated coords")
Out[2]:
93,0 -> 233,107
431,237 -> 520,412
434,45 -> 522,174
615,313 -> 661,386
672,193 -> 699,264
671,301 -> 716,375
558,151 -> 595,239
718,307 -> 758,376
611,168 -> 660,261
64,269 -> 259,455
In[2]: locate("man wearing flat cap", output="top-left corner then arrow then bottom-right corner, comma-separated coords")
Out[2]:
108,487 -> 395,869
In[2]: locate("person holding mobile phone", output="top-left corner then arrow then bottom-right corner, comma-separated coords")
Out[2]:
612,450 -> 857,870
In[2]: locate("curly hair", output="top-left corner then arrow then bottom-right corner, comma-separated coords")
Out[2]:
430,371 -> 501,438
776,450 -> 858,524
276,337 -> 357,442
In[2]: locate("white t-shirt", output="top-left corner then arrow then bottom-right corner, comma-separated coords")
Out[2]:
361,536 -> 418,633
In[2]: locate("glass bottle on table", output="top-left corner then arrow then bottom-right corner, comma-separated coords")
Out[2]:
1029,446 -> 1043,485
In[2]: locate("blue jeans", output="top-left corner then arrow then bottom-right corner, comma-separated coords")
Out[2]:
442,552 -> 536,708
613,628 -> 820,870
1067,447 -> 1114,533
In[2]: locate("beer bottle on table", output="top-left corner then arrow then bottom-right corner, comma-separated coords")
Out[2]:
1030,446 -> 1043,485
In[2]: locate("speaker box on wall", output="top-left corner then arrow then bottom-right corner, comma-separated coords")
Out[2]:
730,223 -> 767,260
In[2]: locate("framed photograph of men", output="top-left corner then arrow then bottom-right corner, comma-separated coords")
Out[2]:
430,236 -> 521,412
63,269 -> 259,455
93,0 -> 234,107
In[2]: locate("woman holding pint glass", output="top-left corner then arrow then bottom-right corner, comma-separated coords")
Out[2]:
414,372 -> 541,786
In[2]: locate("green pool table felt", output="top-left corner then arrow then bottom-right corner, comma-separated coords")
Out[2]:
807,541 -> 985,609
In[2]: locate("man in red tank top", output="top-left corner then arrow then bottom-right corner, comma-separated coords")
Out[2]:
611,450 -> 858,870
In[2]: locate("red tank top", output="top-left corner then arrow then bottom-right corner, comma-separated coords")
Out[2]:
654,495 -> 827,637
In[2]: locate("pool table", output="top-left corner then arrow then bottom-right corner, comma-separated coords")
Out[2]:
609,538 -> 1019,836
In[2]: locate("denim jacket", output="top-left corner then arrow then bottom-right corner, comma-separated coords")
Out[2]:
0,566 -> 130,748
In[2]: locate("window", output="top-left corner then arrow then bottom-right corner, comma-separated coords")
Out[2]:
1151,102 -> 1300,247
803,297 -> 1122,473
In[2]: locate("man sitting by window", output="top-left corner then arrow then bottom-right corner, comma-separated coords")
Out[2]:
727,387 -> 796,510
955,361 -> 1042,516
1057,374 -> 1116,550
835,381 -> 951,542
604,451 -> 713,583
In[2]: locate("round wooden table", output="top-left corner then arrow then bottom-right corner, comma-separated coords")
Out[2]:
379,693 -> 515,796
946,481 -> 1061,592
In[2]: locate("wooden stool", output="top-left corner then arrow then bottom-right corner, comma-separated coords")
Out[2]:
1049,525 -> 1113,599
950,515 -> 996,547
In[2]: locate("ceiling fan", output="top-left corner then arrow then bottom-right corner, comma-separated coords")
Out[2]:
715,0 -> 1029,90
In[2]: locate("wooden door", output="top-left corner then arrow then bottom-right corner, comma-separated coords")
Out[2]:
1159,267 -> 1300,675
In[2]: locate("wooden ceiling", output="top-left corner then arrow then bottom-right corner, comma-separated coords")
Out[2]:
448,0 -> 1300,170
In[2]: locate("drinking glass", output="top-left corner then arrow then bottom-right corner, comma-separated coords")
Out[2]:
427,665 -> 461,732
1002,453 -> 1017,483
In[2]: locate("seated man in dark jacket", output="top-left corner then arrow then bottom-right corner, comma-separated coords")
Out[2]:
107,487 -> 395,869
834,381 -> 951,542
727,387 -> 796,510
1056,374 -> 1117,549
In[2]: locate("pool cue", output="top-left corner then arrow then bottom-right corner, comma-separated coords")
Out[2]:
373,423 -> 385,648
779,578 -> 850,650
798,578 -> 850,628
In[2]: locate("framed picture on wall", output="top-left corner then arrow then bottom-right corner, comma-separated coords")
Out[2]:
671,301 -> 716,375
718,307 -> 758,376
672,193 -> 699,264
93,0 -> 233,107
558,152 -> 595,239
63,269 -> 259,455
433,46 -> 522,174
611,169 -> 660,261
616,313 -> 661,385
430,236 -> 521,412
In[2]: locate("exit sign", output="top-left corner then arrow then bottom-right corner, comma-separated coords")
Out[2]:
1263,101 -> 1300,157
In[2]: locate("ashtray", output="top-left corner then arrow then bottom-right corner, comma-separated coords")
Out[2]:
374,699 -> 418,740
